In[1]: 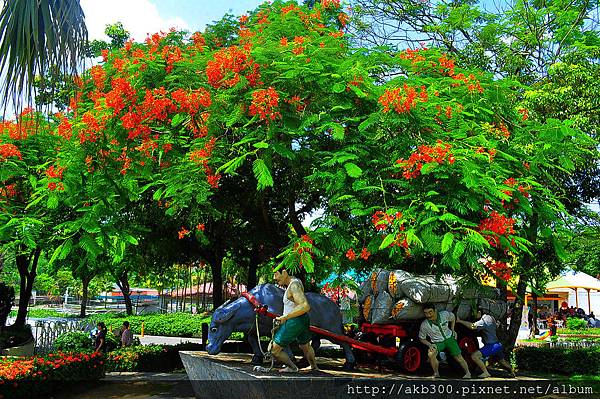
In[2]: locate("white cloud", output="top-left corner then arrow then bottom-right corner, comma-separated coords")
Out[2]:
80,0 -> 190,42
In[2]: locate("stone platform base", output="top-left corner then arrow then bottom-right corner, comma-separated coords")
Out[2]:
179,352 -> 555,399
180,351 -> 360,399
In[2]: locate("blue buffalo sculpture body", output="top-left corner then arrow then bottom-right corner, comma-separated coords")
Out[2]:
207,283 -> 356,369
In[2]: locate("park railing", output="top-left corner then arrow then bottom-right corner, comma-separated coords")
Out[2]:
518,339 -> 600,349
33,319 -> 95,354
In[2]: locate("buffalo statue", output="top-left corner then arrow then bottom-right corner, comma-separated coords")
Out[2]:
207,283 -> 356,369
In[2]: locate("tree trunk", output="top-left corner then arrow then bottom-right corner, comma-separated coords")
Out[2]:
196,266 -> 201,311
247,251 -> 259,290
505,211 -> 538,351
116,271 -> 133,316
15,249 -> 41,328
80,275 -> 92,318
190,263 -> 194,313
505,278 -> 527,351
207,253 -> 223,309
532,293 -> 539,335
182,266 -> 187,312
202,268 -> 208,309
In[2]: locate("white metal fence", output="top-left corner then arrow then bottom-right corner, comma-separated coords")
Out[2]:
33,319 -> 95,354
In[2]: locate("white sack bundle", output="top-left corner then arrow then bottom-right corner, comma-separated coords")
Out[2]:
369,291 -> 394,324
399,274 -> 457,303
388,269 -> 414,298
390,298 -> 424,320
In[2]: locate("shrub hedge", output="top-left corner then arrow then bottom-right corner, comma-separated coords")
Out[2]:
8,308 -> 73,318
557,327 -> 600,336
566,317 -> 588,330
105,342 -> 204,372
54,331 -> 93,352
514,346 -> 600,375
0,351 -> 104,399
87,313 -> 211,337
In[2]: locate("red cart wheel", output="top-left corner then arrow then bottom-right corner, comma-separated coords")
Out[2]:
399,342 -> 425,373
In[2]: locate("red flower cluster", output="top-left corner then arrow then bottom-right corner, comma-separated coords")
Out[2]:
396,141 -> 454,179
55,115 -> 73,141
292,234 -> 315,269
399,47 -> 427,63
206,46 -> 261,88
0,143 -> 22,160
371,210 -> 403,232
171,88 -> 212,115
345,247 -> 370,261
438,54 -> 455,76
0,110 -> 37,140
0,183 -> 18,203
481,258 -> 512,281
518,108 -> 529,121
338,12 -> 350,27
45,165 -> 66,191
478,211 -> 516,248
161,45 -> 183,73
0,351 -> 103,383
321,0 -> 341,9
379,84 -> 428,114
190,32 -> 206,51
249,87 -> 281,122
90,65 -> 106,90
189,137 -> 221,189
178,226 -> 190,239
321,283 -> 350,302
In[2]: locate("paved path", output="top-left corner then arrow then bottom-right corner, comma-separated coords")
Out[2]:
58,372 -> 195,399
137,335 -> 203,346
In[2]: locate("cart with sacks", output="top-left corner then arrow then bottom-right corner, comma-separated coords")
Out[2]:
347,269 -> 508,373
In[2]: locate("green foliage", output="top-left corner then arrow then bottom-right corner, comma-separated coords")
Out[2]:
566,317 -> 589,331
558,328 -> 600,336
514,346 -> 600,375
88,22 -> 130,57
54,331 -> 93,352
87,313 -> 211,337
8,308 -> 71,318
105,342 -> 203,372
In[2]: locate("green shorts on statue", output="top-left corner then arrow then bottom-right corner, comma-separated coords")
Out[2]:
435,337 -> 462,357
273,313 -> 312,346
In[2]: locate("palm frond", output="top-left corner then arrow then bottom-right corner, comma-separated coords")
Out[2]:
0,0 -> 87,112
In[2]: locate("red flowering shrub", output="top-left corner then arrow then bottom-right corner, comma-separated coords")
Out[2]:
249,87 -> 281,122
379,84 -> 428,114
395,141 -> 454,180
0,352 -> 104,399
478,211 -> 516,249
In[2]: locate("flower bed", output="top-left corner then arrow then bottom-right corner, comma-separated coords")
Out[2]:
0,352 -> 104,398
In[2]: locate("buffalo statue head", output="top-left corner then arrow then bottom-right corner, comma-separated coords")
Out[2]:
206,300 -> 241,355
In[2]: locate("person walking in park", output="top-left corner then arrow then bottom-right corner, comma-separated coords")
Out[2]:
120,321 -> 134,347
419,303 -> 471,379
94,322 -> 107,353
456,307 -> 515,378
271,266 -> 319,372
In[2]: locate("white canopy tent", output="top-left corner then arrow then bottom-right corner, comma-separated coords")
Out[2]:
545,271 -> 600,313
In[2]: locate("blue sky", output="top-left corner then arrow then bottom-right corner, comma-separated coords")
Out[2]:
153,0 -> 265,31
80,0 -> 266,42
